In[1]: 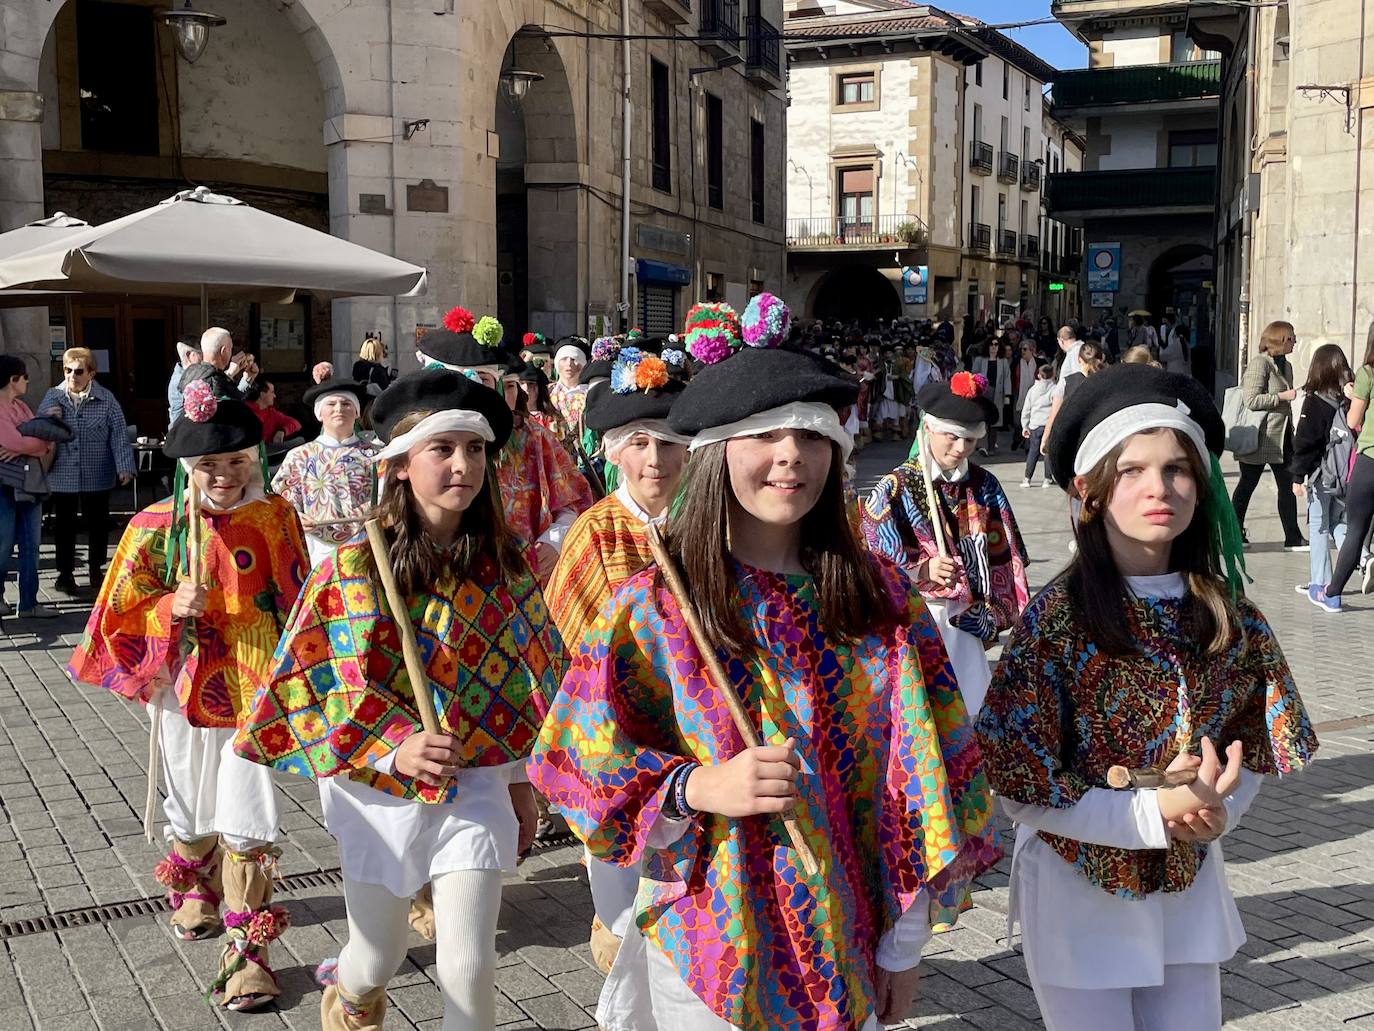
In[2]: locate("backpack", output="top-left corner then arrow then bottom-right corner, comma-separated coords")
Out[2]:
1313,394 -> 1357,498
1222,385 -> 1263,457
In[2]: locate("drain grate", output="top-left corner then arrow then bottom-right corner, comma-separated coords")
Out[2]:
0,867 -> 345,941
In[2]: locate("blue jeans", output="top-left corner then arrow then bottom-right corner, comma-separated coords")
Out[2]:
1024,426 -> 1046,480
1307,486 -> 1347,588
0,487 -> 41,610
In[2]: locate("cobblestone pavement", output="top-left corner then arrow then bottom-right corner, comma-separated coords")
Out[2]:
2,441 -> 1372,1030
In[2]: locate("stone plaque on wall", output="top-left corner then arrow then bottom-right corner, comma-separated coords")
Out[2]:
359,193 -> 392,215
636,224 -> 689,257
406,179 -> 449,213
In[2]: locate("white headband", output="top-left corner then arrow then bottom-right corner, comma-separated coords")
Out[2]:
689,401 -> 854,463
312,390 -> 360,421
1073,401 -> 1210,478
923,413 -> 986,441
373,408 -> 495,463
555,344 -> 587,366
602,420 -> 694,464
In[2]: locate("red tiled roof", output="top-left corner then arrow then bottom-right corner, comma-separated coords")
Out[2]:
786,15 -> 959,38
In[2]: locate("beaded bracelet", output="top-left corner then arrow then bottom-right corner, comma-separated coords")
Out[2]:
664,763 -> 699,822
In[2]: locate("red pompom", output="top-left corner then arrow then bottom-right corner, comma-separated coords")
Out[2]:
444,306 -> 475,334
522,332 -> 537,348
950,371 -> 979,399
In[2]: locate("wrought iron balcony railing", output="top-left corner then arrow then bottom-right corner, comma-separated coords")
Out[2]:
969,141 -> 993,175
1022,234 -> 1040,261
1044,166 -> 1216,214
968,221 -> 991,253
997,151 -> 1020,184
745,15 -> 780,79
997,229 -> 1018,256
786,213 -> 929,249
1021,162 -> 1042,191
701,0 -> 740,49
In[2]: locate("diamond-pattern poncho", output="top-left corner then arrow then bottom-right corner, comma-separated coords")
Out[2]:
233,537 -> 565,804
530,558 -> 1001,1030
67,495 -> 308,728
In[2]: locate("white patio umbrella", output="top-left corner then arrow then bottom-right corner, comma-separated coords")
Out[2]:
0,187 -> 427,320
0,212 -> 90,310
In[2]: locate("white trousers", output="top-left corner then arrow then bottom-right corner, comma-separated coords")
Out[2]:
154,693 -> 277,851
643,942 -> 879,1031
1030,962 -> 1221,1031
337,869 -> 503,1031
925,599 -> 992,718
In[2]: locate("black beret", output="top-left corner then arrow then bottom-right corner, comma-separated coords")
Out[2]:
916,378 -> 999,428
579,359 -> 613,386
517,363 -> 548,386
1047,364 -> 1223,487
164,399 -> 263,459
585,378 -> 684,432
668,347 -> 858,436
416,328 -> 502,369
303,378 -> 368,410
369,369 -> 513,452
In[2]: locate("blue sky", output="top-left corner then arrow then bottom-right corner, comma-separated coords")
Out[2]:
950,0 -> 1088,71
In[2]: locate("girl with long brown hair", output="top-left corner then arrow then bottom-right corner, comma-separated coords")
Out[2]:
235,370 -> 565,1030
531,295 -> 999,1031
976,365 -> 1317,1030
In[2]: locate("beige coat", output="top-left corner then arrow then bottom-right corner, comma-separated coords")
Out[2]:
1241,352 -> 1295,466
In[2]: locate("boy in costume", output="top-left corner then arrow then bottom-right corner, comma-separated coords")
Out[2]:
67,382 -> 308,1012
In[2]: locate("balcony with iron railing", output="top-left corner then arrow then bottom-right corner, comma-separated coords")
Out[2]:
997,229 -> 1018,256
1044,166 -> 1216,215
968,222 -> 991,253
1021,234 -> 1039,262
644,0 -> 692,26
997,151 -> 1020,184
786,213 -> 929,250
700,0 -> 740,56
969,141 -> 993,176
1051,60 -> 1222,110
1021,162 -> 1042,192
745,14 -> 781,83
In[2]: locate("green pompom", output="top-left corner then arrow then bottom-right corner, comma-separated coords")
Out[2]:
474,315 -> 504,348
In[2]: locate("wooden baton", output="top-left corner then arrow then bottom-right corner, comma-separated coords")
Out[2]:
364,519 -> 443,738
644,524 -> 821,879
1106,766 -> 1199,790
917,426 -> 950,559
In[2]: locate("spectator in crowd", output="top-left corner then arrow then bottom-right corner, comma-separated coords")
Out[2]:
352,335 -> 391,397
245,378 -> 303,445
166,340 -> 202,426
1122,345 -> 1162,368
1232,320 -> 1306,550
1038,325 -> 1085,455
1128,313 -> 1159,354
1019,363 -> 1056,488
1291,343 -> 1367,604
180,327 -> 256,400
0,356 -> 57,619
39,347 -> 136,595
1312,323 -> 1374,610
1160,315 -> 1190,375
1012,340 -> 1039,451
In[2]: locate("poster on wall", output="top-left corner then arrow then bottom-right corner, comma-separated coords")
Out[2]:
902,265 -> 929,305
1090,291 -> 1115,309
1086,243 -> 1121,292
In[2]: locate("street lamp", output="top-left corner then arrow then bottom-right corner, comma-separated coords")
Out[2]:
787,158 -> 814,225
155,0 -> 226,64
500,69 -> 545,106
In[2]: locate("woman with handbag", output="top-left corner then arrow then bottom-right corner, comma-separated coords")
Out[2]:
1230,322 -> 1306,549
0,355 -> 58,619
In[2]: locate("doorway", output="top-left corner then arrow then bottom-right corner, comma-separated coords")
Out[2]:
71,299 -> 176,435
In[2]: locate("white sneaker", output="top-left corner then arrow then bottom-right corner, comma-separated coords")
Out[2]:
0,600 -> 11,617
1040,479 -> 1052,488
1295,583 -> 1312,595
1020,478 -> 1032,488
1362,563 -> 1374,595
18,605 -> 59,619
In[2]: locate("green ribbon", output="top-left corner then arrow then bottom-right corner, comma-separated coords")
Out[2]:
1207,451 -> 1250,602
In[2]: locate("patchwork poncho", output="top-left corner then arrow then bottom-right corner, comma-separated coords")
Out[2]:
67,495 -> 308,728
544,492 -> 653,654
234,539 -> 565,804
862,460 -> 1029,641
531,558 -> 1000,1029
271,437 -> 378,549
975,580 -> 1317,899
495,420 -> 594,548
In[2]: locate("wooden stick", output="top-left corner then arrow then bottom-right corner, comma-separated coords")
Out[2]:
917,426 -> 950,559
644,524 -> 821,879
188,481 -> 202,587
1106,766 -> 1199,790
364,519 -> 443,738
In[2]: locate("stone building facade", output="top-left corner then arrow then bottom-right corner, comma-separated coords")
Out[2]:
0,0 -> 786,432
781,1 -> 1061,325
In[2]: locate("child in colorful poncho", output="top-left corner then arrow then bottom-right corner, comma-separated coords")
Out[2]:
531,295 -> 1000,1031
975,365 -> 1317,1031
544,350 -> 691,1027
234,370 -> 564,1031
862,374 -> 1030,717
67,384 -> 308,1012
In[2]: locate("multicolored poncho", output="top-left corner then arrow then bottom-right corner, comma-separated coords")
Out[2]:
544,492 -> 652,653
531,558 -> 1001,1029
233,539 -> 565,804
861,461 -> 1029,641
67,495 -> 308,728
550,381 -> 589,432
496,420 -> 594,549
271,436 -> 378,551
975,580 -> 1317,899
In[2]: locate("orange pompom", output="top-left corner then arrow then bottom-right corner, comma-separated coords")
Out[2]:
633,355 -> 669,390
950,371 -> 979,399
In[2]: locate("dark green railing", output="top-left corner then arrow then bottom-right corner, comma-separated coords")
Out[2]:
1045,167 -> 1215,213
1052,60 -> 1221,108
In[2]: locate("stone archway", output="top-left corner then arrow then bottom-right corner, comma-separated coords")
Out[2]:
494,25 -> 582,339
810,265 -> 903,326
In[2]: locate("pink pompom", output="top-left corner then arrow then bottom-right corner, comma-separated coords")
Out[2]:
183,380 -> 218,422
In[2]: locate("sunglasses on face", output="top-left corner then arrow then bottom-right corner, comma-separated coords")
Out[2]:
65,367 -> 90,375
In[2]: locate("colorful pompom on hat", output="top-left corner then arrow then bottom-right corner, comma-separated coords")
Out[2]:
417,307 -> 506,370
164,384 -> 263,459
740,292 -> 791,349
683,302 -> 743,366
917,374 -> 999,428
585,369 -> 683,432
